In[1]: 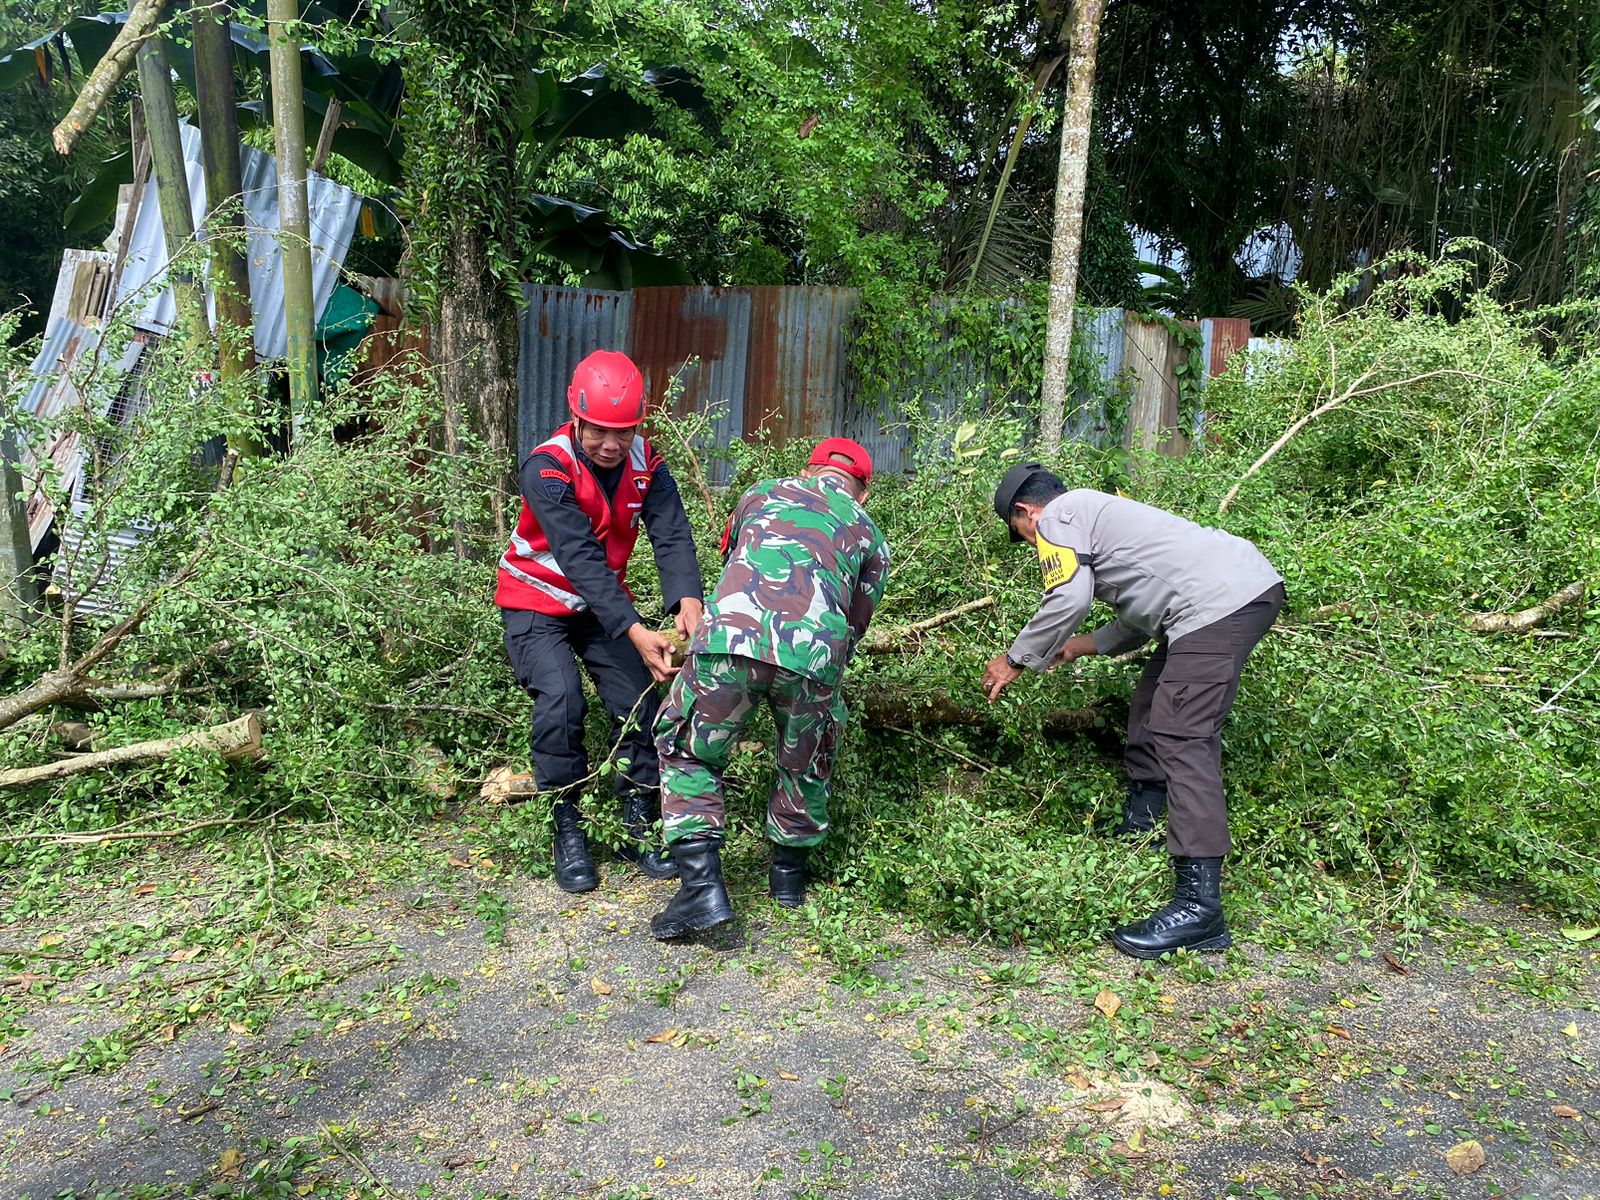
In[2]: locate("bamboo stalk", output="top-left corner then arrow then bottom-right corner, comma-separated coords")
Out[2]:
266,0 -> 318,414
134,35 -> 213,356
192,0 -> 261,436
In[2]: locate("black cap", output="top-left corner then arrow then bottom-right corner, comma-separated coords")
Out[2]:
993,461 -> 1047,542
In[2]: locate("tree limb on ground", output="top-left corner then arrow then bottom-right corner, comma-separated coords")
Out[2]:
859,690 -> 1110,736
1286,583 -> 1585,634
1466,581 -> 1585,634
52,0 -> 171,156
0,714 -> 262,791
859,596 -> 996,654
0,453 -> 238,735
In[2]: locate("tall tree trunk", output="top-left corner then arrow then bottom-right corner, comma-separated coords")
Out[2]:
191,5 -> 256,373
1039,0 -> 1105,455
191,1 -> 262,455
436,218 -> 521,542
265,0 -> 317,416
134,38 -> 212,356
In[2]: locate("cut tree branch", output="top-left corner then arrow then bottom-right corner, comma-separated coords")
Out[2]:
1466,581 -> 1585,634
859,596 -> 996,654
0,714 -> 262,791
1218,368 -> 1507,514
52,0 -> 171,156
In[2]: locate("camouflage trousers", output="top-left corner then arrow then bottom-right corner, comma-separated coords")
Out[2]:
655,652 -> 848,848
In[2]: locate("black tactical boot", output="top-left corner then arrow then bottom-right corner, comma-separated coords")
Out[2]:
551,797 -> 598,894
1109,856 -> 1231,959
616,792 -> 679,880
1110,780 -> 1168,843
650,841 -> 735,940
768,844 -> 809,908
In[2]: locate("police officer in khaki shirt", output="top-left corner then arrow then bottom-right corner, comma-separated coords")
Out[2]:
981,463 -> 1284,959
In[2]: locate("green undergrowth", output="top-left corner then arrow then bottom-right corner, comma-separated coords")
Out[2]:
1,247 -> 1597,969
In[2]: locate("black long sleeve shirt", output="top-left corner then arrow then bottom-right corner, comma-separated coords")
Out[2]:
520,448 -> 703,640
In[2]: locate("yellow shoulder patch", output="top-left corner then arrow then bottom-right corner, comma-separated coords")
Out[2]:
1037,533 -> 1080,592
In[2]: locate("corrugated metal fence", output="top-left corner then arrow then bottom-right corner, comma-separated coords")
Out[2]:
518,285 -> 1251,475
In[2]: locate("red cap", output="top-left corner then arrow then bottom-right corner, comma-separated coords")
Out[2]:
807,437 -> 872,486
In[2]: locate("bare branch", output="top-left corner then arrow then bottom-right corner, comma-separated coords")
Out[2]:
1218,368 -> 1506,514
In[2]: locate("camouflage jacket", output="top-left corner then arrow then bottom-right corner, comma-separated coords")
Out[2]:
692,475 -> 891,688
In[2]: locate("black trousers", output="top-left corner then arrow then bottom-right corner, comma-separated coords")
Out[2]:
502,609 -> 660,804
1124,583 -> 1285,858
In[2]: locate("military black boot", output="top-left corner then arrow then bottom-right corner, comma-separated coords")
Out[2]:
650,841 -> 735,940
768,844 -> 809,908
1110,780 -> 1168,845
1109,856 -> 1231,959
616,792 -> 679,880
550,797 -> 598,894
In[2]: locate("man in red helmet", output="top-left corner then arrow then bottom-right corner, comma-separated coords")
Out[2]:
496,349 -> 705,893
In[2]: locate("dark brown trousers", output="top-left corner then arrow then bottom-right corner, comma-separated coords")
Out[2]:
1124,583 -> 1285,858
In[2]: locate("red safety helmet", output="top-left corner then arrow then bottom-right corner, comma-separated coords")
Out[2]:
568,350 -> 646,429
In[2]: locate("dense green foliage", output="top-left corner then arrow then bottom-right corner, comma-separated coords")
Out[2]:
4,254 -> 1593,951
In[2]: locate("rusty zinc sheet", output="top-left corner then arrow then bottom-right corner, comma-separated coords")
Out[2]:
12,318 -> 125,549
627,288 -> 750,477
517,285 -> 631,458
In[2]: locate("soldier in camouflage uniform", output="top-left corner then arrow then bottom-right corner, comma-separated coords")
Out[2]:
650,438 -> 891,940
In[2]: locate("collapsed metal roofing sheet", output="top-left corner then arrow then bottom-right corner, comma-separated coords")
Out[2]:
114,122 -> 360,360
14,318 -> 113,549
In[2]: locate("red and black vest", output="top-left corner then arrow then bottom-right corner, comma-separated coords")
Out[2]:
494,421 -> 660,614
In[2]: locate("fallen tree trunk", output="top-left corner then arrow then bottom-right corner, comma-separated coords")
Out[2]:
0,714 -> 262,790
858,690 -> 1111,736
1466,581 -> 1585,634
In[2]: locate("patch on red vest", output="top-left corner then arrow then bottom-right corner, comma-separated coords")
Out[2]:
540,466 -> 571,500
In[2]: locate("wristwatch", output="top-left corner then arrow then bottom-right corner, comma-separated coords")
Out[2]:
1005,653 -> 1025,670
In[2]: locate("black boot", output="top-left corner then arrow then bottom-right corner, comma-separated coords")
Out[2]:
650,841 -> 735,940
616,792 -> 679,880
1110,780 -> 1168,842
1109,856 -> 1231,959
768,844 -> 809,908
551,797 -> 598,894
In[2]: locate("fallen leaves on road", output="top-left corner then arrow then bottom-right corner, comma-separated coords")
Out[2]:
1093,989 -> 1121,1020
1560,927 -> 1598,942
216,1148 -> 244,1180
1445,1139 -> 1486,1175
644,1029 -> 677,1044
1562,1022 -> 1579,1038
590,978 -> 613,996
1084,1096 -> 1127,1113
167,946 -> 203,963
1326,1025 -> 1353,1040
1381,951 -> 1409,975
1551,1105 -> 1581,1119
